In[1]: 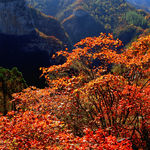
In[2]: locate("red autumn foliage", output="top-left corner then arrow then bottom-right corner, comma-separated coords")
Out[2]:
0,33 -> 149,149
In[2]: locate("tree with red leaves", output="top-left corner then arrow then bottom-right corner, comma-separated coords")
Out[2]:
0,33 -> 149,149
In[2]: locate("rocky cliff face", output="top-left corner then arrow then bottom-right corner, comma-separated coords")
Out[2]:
0,0 -> 34,35
0,0 -> 69,45
0,0 -> 70,87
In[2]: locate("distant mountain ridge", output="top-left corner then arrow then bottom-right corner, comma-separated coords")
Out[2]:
27,0 -> 150,45
27,0 -> 76,17
127,0 -> 150,12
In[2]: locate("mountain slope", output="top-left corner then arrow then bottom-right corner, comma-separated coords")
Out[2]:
27,0 -> 150,44
0,0 -> 70,87
62,8 -> 105,43
27,0 -> 76,16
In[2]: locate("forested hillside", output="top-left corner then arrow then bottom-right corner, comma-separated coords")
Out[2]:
27,0 -> 76,16
27,0 -> 150,44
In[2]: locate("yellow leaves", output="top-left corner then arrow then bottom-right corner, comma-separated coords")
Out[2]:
73,89 -> 79,93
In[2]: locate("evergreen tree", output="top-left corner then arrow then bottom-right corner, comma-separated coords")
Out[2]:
0,67 -> 27,115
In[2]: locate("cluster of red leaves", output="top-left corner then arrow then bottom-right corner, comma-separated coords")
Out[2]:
0,111 -> 64,149
57,128 -> 132,150
73,74 -> 150,147
0,33 -> 150,149
0,111 -> 132,150
120,35 -> 150,85
0,107 -> 132,149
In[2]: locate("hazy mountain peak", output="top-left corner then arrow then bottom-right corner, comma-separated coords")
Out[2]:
127,0 -> 150,12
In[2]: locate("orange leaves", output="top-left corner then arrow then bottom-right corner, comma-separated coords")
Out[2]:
69,72 -> 149,147
41,33 -> 124,86
39,33 -> 150,149
122,34 -> 150,68
0,33 -> 150,149
70,128 -> 132,150
0,111 -> 65,149
75,33 -> 122,50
